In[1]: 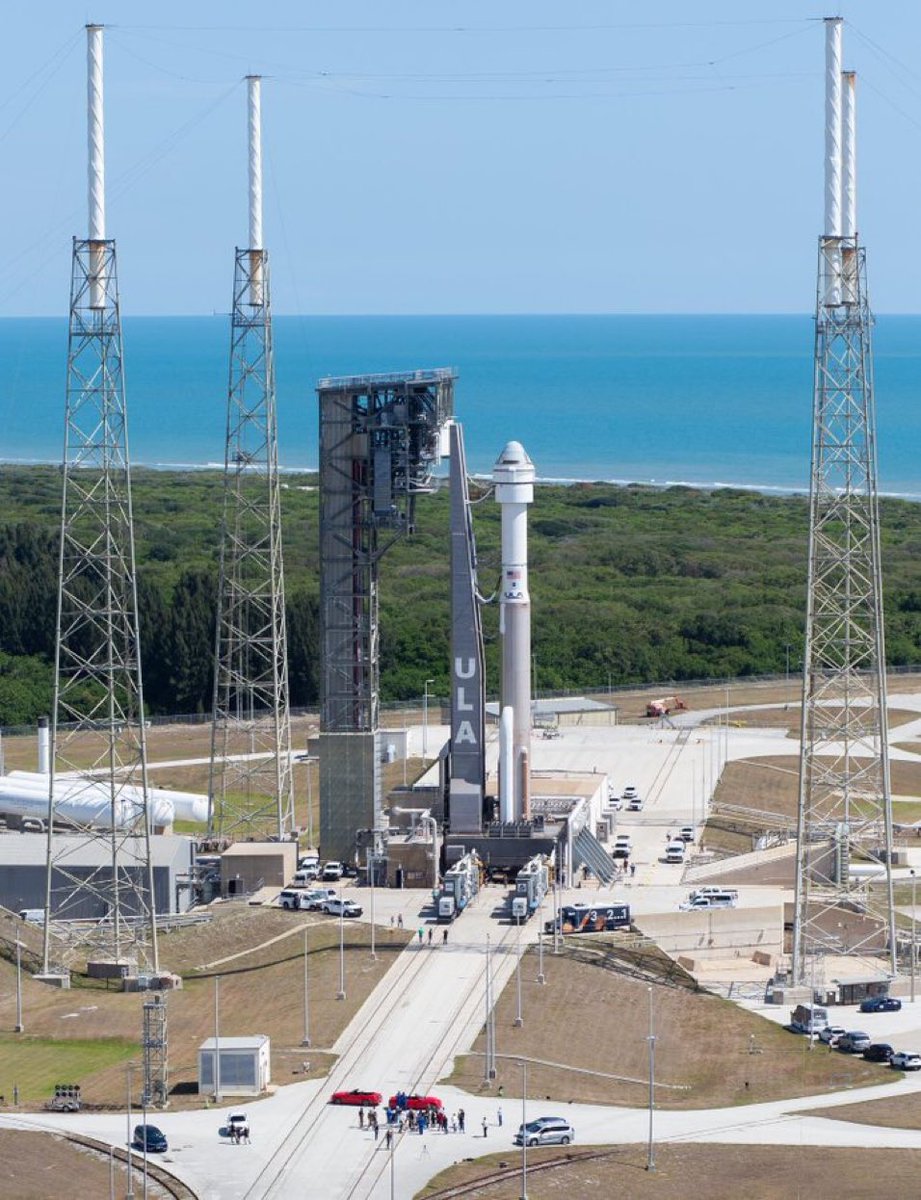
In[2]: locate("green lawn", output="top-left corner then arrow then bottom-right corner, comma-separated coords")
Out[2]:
0,1035 -> 137,1102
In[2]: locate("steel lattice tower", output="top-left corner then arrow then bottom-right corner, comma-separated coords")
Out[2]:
209,77 -> 294,841
43,25 -> 159,975
792,22 -> 895,984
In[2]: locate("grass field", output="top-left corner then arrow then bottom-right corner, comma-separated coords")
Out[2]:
446,940 -> 884,1110
0,905 -> 411,1110
0,1035 -> 136,1103
415,1144 -> 921,1199
806,1092 -> 921,1130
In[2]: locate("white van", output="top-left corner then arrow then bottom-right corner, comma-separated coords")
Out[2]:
679,892 -> 736,911
19,908 -> 45,924
665,841 -> 686,864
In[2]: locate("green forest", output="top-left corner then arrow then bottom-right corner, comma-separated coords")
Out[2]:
2,464 -> 921,727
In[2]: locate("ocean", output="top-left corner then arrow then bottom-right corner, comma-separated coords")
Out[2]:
2,313 -> 920,496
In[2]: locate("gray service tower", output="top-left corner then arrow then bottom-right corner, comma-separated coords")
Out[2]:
318,369 -> 455,865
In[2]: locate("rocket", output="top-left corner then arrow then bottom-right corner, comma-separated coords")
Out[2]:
493,441 -> 535,822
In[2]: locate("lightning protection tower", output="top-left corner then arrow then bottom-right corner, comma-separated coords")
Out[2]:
43,24 -> 159,976
209,76 -> 294,841
792,19 -> 896,984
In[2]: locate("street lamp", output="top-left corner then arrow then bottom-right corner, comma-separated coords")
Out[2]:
125,1063 -> 136,1200
646,986 -> 656,1172
337,902 -> 346,1000
14,939 -> 24,1033
422,678 -> 435,760
520,1059 -> 529,1200
213,976 -> 223,1102
514,913 -> 523,1027
302,928 -> 311,1046
906,873 -> 911,1003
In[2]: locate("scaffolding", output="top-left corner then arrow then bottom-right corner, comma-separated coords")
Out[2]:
318,369 -> 455,863
793,28 -> 895,982
142,993 -> 169,1108
209,77 -> 293,842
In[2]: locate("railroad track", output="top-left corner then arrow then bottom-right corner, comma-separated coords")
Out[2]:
420,1146 -> 627,1199
66,1131 -> 198,1199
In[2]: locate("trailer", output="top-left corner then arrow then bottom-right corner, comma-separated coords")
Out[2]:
437,851 -> 481,922
510,854 -> 549,920
546,903 -> 631,934
645,695 -> 687,718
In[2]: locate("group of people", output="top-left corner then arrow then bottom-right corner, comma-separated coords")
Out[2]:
229,1124 -> 250,1145
359,1100 -> 468,1139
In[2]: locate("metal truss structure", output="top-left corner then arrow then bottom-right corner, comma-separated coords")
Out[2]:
792,232 -> 896,982
318,369 -> 455,863
209,247 -> 294,840
142,993 -> 169,1107
43,237 -> 159,975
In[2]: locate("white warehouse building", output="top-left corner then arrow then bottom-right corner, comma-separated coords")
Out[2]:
198,1036 -> 271,1097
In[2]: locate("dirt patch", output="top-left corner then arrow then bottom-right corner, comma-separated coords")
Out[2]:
806,1092 -> 921,1130
416,1143 -> 921,1199
0,905 -> 410,1109
0,1130 -> 159,1199
446,941 -> 882,1109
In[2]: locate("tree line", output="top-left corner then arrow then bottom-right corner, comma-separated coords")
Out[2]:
2,466 -> 921,727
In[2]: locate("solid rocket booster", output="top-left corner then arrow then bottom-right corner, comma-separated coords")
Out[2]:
493,440 -> 535,821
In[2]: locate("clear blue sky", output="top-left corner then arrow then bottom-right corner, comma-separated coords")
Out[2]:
4,2 -> 921,315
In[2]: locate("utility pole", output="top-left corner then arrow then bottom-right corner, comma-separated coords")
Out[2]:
520,1059 -> 529,1200
912,869 -> 917,1004
337,903 -> 346,1000
302,928 -> 311,1046
14,939 -> 24,1033
646,986 -> 656,1172
213,976 -> 222,1103
514,913 -> 523,1027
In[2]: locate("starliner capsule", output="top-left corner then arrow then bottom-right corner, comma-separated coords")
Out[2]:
493,441 -> 535,822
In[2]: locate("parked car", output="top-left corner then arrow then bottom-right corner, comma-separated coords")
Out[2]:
890,1051 -> 921,1071
612,835 -> 632,859
279,888 -> 310,911
323,897 -> 363,918
627,796 -> 644,811
304,888 -> 338,910
679,892 -> 736,911
818,1025 -> 847,1045
220,1112 -> 248,1138
863,1043 -> 894,1063
860,995 -> 902,1013
321,861 -> 344,880
389,1093 -> 443,1111
664,840 -> 686,864
293,866 -> 319,885
622,786 -> 638,801
678,825 -> 695,842
513,1117 -> 575,1147
837,1031 -> 871,1053
132,1124 -> 168,1153
330,1088 -> 382,1107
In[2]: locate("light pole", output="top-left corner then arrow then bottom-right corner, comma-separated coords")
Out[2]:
213,975 -> 222,1102
14,939 -> 24,1033
302,927 -> 311,1046
337,902 -> 346,1000
368,845 -> 377,961
520,1059 -> 529,1200
785,642 -> 792,683
422,678 -> 435,761
514,913 -> 523,1027
306,756 -> 314,851
646,986 -> 656,1172
125,1063 -> 136,1200
553,868 -> 560,955
906,873 -> 911,1003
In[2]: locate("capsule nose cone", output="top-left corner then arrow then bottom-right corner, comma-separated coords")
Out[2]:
494,440 -> 531,469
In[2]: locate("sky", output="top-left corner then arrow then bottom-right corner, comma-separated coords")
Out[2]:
4,2 -> 921,316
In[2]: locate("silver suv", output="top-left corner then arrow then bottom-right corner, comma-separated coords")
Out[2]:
513,1117 -> 575,1147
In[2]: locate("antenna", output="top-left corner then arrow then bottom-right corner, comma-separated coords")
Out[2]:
43,24 -> 159,978
209,76 -> 295,842
792,20 -> 896,985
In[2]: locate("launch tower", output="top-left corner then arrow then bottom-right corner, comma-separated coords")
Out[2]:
209,77 -> 294,841
43,25 -> 159,974
792,19 -> 896,982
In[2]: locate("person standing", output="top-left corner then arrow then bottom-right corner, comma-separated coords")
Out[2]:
497,1105 -> 503,1127
630,861 -> 636,878
418,927 -> 424,944
427,927 -> 433,945
482,1116 -> 488,1138
359,1107 -> 365,1130
442,927 -> 449,945
385,1127 -> 393,1150
458,1108 -> 465,1133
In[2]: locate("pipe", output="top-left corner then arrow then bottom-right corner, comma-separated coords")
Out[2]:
824,17 -> 843,305
10,771 -> 208,824
246,75 -> 264,306
499,706 -> 514,824
86,24 -> 106,309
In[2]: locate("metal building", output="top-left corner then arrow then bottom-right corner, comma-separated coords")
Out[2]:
792,20 -> 895,983
318,369 -> 455,863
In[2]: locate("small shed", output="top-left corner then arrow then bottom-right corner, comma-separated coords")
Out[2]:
198,1035 -> 271,1096
220,841 -> 297,896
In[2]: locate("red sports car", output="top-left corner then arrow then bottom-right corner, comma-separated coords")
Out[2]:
330,1088 -> 382,1107
389,1093 -> 443,1111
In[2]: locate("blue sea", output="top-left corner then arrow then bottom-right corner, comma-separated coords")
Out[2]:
2,314 -> 921,496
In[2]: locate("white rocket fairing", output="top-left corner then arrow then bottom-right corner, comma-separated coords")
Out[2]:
493,441 -> 535,821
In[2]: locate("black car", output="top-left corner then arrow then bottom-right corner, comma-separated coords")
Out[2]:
132,1123 -> 168,1152
859,995 -> 902,1013
863,1043 -> 894,1063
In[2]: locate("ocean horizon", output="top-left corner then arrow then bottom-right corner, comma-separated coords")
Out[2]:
2,313 -> 920,498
